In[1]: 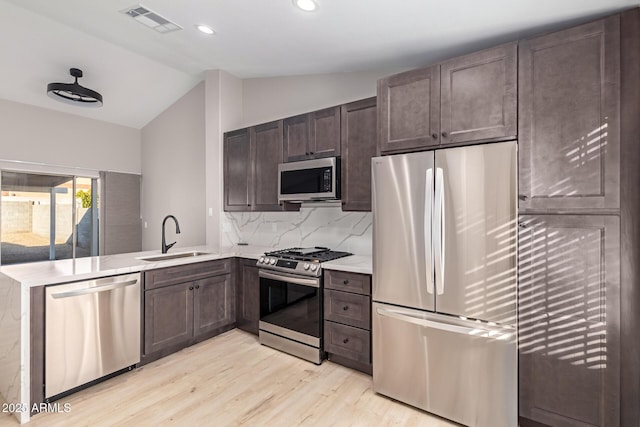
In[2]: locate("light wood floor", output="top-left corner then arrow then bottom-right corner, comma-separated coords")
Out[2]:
1,330 -> 457,426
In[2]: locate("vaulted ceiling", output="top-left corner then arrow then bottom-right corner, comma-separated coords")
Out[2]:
0,0 -> 637,129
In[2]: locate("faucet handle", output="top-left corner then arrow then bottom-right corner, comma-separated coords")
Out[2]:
166,242 -> 176,251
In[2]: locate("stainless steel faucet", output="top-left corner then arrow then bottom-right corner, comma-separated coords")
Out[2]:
161,215 -> 181,253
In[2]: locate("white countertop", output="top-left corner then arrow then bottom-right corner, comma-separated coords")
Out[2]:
322,255 -> 372,275
0,244 -> 371,287
0,244 -> 270,288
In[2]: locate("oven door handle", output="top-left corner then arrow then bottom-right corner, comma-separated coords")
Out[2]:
259,270 -> 320,288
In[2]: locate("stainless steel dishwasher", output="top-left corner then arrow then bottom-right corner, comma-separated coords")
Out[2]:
45,273 -> 141,399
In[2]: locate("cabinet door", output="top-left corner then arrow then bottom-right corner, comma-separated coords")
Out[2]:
144,282 -> 194,355
283,113 -> 310,162
440,43 -> 517,146
518,215 -> 620,427
251,120 -> 285,211
341,98 -> 377,211
519,16 -> 620,211
237,261 -> 260,335
378,65 -> 440,154
223,128 -> 252,211
309,106 -> 341,159
193,274 -> 236,337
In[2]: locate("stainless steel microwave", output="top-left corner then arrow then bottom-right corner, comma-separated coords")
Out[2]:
278,157 -> 340,202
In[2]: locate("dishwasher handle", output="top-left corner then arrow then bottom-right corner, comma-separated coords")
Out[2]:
50,279 -> 139,299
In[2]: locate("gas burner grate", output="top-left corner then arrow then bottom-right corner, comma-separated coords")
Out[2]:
264,247 -> 352,263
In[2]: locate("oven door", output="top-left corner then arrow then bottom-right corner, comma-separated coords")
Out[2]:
259,269 -> 321,347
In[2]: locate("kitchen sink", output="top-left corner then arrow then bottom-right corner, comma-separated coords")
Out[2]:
138,251 -> 211,262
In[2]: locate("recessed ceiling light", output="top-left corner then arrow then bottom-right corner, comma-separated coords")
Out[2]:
294,0 -> 317,12
196,24 -> 215,35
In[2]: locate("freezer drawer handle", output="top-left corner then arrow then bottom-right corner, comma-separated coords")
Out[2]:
50,279 -> 139,299
375,307 -> 509,339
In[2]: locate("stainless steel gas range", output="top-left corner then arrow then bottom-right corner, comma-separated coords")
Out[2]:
257,247 -> 352,364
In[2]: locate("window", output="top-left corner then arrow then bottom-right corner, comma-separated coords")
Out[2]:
0,171 -> 99,265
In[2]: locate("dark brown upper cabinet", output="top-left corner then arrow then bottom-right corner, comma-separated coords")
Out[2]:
223,128 -> 252,211
518,16 -> 620,212
251,121 -> 285,211
378,65 -> 441,154
284,106 -> 341,162
440,43 -> 517,146
341,97 -> 377,211
378,43 -> 517,154
518,214 -> 620,427
224,121 -> 298,212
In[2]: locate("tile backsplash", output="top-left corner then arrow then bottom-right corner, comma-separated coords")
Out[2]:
222,206 -> 372,255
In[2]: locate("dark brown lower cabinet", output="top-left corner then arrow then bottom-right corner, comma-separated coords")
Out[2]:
144,282 -> 194,355
236,258 -> 260,335
324,270 -> 372,374
142,259 -> 236,363
193,275 -> 235,336
518,215 -> 620,427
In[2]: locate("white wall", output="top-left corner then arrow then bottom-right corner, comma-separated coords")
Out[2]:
0,98 -> 140,173
141,82 -> 206,250
204,70 -> 243,250
241,69 -> 402,128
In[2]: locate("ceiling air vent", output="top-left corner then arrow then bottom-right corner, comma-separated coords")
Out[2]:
121,5 -> 182,34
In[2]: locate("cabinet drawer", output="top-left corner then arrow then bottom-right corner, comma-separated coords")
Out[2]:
324,321 -> 370,364
324,289 -> 370,330
325,270 -> 371,295
145,259 -> 231,290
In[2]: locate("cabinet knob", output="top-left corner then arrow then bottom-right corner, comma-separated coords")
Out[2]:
431,133 -> 438,139
342,305 -> 349,311
441,131 -> 448,138
343,279 -> 349,285
309,151 -> 314,155
343,338 -> 349,344
518,194 -> 528,201
189,286 -> 194,290
195,285 -> 200,289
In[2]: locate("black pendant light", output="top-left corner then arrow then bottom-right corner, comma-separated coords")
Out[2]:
47,68 -> 103,108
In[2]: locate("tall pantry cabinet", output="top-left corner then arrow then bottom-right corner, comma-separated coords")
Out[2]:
518,10 -> 640,427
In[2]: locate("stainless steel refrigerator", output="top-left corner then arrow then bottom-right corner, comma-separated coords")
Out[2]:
372,142 -> 517,427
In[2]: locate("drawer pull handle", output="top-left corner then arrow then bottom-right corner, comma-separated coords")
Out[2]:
189,286 -> 194,290
342,305 -> 349,311
343,280 -> 349,285
343,338 -> 349,344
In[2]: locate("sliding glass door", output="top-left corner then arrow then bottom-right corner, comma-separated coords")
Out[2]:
0,171 -> 99,265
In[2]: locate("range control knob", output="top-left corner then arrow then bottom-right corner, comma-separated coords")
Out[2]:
303,263 -> 310,270
259,257 -> 265,264
269,258 -> 276,265
310,264 -> 318,272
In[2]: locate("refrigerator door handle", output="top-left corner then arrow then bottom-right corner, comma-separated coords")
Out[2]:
425,168 -> 434,295
434,167 -> 445,295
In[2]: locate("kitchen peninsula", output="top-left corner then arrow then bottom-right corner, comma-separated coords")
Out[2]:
0,245 -> 373,425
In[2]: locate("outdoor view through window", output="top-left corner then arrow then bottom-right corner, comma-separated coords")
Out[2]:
0,171 -> 98,265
